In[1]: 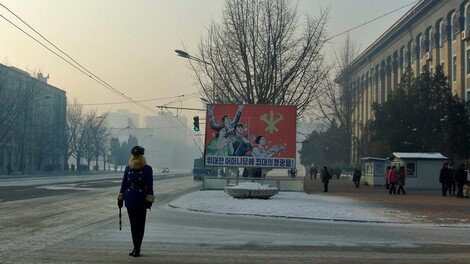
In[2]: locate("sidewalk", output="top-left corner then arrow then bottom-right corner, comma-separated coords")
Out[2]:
304,177 -> 470,225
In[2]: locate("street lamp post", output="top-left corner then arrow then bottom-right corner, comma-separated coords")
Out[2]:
116,126 -> 131,142
142,134 -> 153,146
175,49 -> 216,102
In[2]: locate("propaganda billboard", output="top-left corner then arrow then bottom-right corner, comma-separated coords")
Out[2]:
204,104 -> 296,168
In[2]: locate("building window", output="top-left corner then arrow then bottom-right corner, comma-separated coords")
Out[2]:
401,47 -> 406,72
453,56 -> 457,82
467,49 -> 470,75
371,69 -> 374,86
406,162 -> 416,177
452,14 -> 458,41
408,41 -> 413,65
420,35 -> 426,58
466,5 -> 470,31
440,22 -> 445,46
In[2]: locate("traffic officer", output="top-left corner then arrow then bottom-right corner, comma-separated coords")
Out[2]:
117,145 -> 154,257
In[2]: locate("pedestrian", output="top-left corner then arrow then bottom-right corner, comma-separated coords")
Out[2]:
439,162 -> 452,197
309,165 -> 314,179
388,165 -> 397,195
385,166 -> 391,189
290,167 -> 297,178
449,163 -> 456,196
397,166 -> 406,195
454,164 -> 467,198
313,166 -> 318,179
117,145 -> 154,257
320,166 -> 331,192
7,163 -> 12,175
352,168 -> 361,188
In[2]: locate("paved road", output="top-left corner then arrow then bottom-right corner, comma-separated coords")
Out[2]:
0,175 -> 469,263
0,171 -> 186,202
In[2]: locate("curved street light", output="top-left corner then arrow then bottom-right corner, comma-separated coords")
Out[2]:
174,49 -> 211,65
175,49 -> 215,102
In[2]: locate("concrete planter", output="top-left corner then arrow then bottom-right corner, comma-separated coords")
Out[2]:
224,182 -> 279,199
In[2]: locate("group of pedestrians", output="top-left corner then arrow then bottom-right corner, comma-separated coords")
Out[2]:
385,165 -> 406,195
439,162 -> 467,198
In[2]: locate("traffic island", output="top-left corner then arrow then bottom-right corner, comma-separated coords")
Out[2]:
224,182 -> 279,199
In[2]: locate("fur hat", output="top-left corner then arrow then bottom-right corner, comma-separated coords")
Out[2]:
131,145 -> 145,155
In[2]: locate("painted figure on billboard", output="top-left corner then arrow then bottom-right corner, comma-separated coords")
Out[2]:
204,104 -> 296,168
251,136 -> 286,157
206,127 -> 234,156
232,124 -> 253,156
207,104 -> 244,136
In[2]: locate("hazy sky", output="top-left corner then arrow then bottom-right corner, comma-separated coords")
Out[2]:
0,0 -> 416,126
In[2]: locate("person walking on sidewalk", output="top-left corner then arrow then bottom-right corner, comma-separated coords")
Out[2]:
352,168 -> 361,188
385,166 -> 391,189
320,166 -> 331,192
117,146 -> 155,257
449,162 -> 456,196
397,166 -> 406,195
455,164 -> 467,198
439,162 -> 452,197
388,165 -> 397,195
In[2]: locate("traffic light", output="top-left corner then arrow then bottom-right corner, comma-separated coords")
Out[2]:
193,116 -> 200,132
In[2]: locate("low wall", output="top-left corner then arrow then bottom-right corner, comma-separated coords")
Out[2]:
202,176 -> 304,192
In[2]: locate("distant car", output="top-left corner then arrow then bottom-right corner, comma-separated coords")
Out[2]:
161,167 -> 170,173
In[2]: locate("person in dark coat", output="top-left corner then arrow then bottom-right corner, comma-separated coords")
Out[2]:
397,166 -> 406,195
455,164 -> 467,198
439,162 -> 452,197
309,166 -> 314,179
352,168 -> 361,188
117,146 -> 154,257
449,163 -> 456,196
320,166 -> 331,192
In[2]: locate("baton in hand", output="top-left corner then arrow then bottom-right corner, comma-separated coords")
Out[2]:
119,207 -> 122,230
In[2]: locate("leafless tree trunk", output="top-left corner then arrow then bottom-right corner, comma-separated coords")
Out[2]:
190,0 -> 330,118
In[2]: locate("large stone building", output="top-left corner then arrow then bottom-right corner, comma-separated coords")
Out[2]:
0,64 -> 67,174
337,0 -> 470,162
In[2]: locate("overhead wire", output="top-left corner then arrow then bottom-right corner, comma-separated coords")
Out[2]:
81,94 -> 189,106
0,1 -> 417,153
0,2 -> 156,114
0,2 -> 204,152
325,1 -> 418,42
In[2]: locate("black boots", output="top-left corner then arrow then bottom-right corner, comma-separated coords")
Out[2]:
129,248 -> 140,257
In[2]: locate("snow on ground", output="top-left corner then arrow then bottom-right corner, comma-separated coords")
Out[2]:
169,190 -> 405,223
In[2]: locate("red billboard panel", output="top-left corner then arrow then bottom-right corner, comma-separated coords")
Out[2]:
204,104 -> 296,168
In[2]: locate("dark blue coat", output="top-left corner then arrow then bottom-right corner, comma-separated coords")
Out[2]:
119,165 -> 154,208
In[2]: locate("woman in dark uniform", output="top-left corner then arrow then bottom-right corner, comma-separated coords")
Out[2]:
117,145 -> 154,257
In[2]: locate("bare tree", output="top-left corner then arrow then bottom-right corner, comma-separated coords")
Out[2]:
67,100 -> 106,172
315,33 -> 361,162
0,65 -> 38,148
0,65 -> 47,173
190,0 -> 330,118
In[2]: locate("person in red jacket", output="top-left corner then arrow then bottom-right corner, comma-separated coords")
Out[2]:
388,165 -> 397,195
